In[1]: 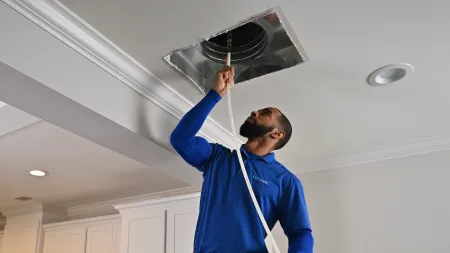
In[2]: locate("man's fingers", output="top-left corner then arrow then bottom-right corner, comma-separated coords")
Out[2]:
216,66 -> 234,84
222,66 -> 234,72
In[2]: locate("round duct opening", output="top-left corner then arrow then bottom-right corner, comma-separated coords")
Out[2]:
201,22 -> 268,64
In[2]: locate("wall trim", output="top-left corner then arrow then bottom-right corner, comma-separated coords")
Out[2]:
114,192 -> 201,213
297,134 -> 450,174
2,0 -> 235,149
43,214 -> 120,230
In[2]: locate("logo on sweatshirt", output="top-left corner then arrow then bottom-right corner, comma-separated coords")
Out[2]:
252,175 -> 268,185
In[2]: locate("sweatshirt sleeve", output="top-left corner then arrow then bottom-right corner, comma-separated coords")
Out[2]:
279,176 -> 314,253
169,90 -> 222,171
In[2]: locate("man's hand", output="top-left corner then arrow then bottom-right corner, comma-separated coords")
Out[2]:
213,60 -> 235,97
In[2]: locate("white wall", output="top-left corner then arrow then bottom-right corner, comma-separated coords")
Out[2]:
0,214 -> 42,253
298,150 -> 450,253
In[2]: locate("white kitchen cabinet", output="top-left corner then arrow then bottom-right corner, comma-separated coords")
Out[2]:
86,223 -> 121,253
42,215 -> 120,253
114,193 -> 201,253
119,208 -> 166,253
166,202 -> 199,253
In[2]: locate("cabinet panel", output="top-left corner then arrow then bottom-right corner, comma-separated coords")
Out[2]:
128,217 -> 165,253
86,224 -> 115,253
43,228 -> 86,253
120,209 -> 166,253
43,234 -> 62,253
166,202 -> 199,253
43,216 -> 120,253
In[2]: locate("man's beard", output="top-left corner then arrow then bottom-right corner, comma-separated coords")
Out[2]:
239,121 -> 274,139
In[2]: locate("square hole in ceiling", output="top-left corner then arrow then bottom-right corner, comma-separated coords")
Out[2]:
163,7 -> 309,94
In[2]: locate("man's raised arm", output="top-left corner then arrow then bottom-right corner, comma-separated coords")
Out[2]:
170,65 -> 234,171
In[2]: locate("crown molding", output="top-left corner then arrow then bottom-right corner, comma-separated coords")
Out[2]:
114,192 -> 201,213
68,186 -> 200,219
1,0 -> 235,149
44,214 -> 120,230
296,134 -> 450,174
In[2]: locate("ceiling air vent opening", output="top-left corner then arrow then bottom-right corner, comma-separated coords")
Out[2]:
200,22 -> 268,64
163,6 -> 308,94
15,196 -> 32,201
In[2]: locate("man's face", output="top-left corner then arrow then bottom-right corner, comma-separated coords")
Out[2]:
239,108 -> 281,139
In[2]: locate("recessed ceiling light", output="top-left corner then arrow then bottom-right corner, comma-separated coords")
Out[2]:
367,63 -> 414,86
29,170 -> 48,177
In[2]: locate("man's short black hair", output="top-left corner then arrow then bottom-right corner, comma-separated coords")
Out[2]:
274,111 -> 292,150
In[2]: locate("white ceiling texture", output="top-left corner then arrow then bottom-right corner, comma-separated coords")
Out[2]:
0,0 -> 448,211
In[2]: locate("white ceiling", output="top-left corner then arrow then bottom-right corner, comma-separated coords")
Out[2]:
0,120 -> 187,209
58,0 -> 450,167
0,0 -> 448,212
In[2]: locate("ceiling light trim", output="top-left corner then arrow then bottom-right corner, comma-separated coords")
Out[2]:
2,0 -> 236,148
367,63 -> 414,86
29,170 -> 48,177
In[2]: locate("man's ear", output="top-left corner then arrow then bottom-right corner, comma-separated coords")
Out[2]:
270,129 -> 285,140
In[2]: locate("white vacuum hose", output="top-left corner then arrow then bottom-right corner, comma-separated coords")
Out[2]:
226,52 -> 281,253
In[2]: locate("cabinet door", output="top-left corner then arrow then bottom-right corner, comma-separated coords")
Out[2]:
43,228 -> 87,253
86,224 -> 117,253
120,209 -> 166,253
166,202 -> 200,253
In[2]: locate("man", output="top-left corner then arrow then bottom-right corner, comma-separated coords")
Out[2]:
170,64 -> 314,253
